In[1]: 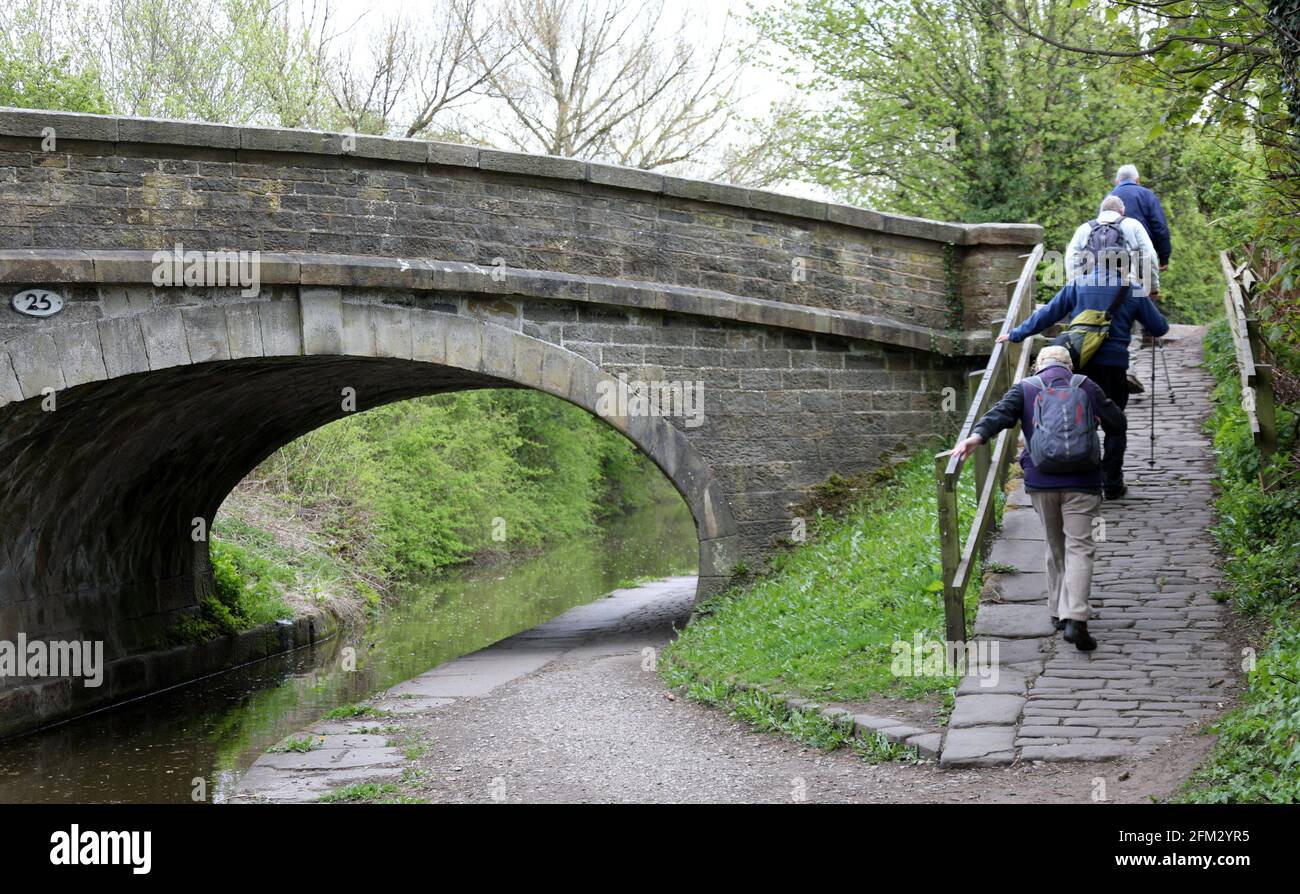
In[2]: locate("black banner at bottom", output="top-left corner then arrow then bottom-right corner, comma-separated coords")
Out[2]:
1,802 -> 1285,881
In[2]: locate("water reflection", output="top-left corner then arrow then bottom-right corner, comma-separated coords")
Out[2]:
0,498 -> 696,804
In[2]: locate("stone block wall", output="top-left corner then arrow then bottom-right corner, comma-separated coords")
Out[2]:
0,109 -> 1040,339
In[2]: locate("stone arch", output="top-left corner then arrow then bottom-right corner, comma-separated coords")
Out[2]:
0,290 -> 737,666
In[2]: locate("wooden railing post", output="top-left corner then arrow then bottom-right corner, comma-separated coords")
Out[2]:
1245,317 -> 1278,461
935,452 -> 964,644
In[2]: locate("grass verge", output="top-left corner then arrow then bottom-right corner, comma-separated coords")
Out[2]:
320,703 -> 391,721
661,450 -> 982,705
660,449 -> 991,760
677,679 -> 920,764
1177,320 -> 1300,803
318,782 -> 399,803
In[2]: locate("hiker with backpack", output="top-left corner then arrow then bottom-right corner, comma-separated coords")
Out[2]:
996,258 -> 1169,500
1064,195 -> 1161,296
950,346 -> 1127,651
1110,164 -> 1172,272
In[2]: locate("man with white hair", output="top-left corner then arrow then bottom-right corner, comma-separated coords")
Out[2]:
951,345 -> 1127,651
1065,194 -> 1161,295
1109,164 -> 1171,270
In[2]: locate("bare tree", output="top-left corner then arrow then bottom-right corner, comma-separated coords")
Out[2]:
244,0 -> 338,129
329,15 -> 415,134
327,1 -> 509,139
403,0 -> 512,139
465,0 -> 745,170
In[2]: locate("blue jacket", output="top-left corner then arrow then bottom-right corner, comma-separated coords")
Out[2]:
1109,179 -> 1171,265
974,363 -> 1126,491
1008,273 -> 1170,369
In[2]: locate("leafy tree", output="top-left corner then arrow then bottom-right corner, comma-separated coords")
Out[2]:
750,0 -> 1262,319
751,1 -> 1147,234
0,0 -> 108,112
998,0 -> 1298,292
0,53 -> 108,112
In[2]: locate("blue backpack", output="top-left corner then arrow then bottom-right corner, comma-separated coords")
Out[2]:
1023,374 -> 1101,473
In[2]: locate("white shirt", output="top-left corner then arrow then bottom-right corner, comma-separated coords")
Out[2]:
1065,210 -> 1160,291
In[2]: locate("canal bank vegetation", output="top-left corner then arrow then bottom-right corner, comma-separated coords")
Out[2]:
202,390 -> 678,640
661,451 -> 983,747
166,537 -> 296,645
1179,319 -> 1300,803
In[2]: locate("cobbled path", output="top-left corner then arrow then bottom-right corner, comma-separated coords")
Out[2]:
941,325 -> 1233,767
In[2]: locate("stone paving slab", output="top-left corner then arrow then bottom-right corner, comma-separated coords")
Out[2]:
941,328 -> 1233,767
948,694 -> 1025,727
939,726 -> 1016,767
998,509 -> 1048,541
972,604 -> 1055,638
956,668 -> 1027,695
988,537 -> 1050,570
985,572 -> 1050,602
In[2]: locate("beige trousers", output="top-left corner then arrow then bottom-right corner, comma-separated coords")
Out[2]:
1028,490 -> 1102,622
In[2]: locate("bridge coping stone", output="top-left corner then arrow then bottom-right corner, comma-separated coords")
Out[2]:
0,249 -> 990,355
0,106 -> 1042,248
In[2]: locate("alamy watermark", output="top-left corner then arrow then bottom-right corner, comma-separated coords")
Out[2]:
891,633 -> 1000,688
0,634 -> 104,688
151,244 -> 261,298
595,373 -> 705,429
1039,249 -> 1158,293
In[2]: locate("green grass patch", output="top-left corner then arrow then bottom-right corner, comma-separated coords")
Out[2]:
267,735 -> 319,753
215,515 -> 357,604
676,679 -> 918,763
318,782 -> 399,803
661,450 -> 982,703
321,703 -> 391,720
1178,320 -> 1300,803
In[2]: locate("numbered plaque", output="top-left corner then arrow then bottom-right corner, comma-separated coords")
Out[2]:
10,288 -> 64,318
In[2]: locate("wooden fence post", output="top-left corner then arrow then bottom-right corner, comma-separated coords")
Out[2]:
935,453 -> 964,644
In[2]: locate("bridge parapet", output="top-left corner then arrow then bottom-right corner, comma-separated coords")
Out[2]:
0,108 -> 1040,342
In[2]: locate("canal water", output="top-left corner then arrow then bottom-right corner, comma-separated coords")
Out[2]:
0,498 -> 697,804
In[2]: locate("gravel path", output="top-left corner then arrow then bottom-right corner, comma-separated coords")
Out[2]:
234,573 -> 1226,804
397,579 -> 1222,804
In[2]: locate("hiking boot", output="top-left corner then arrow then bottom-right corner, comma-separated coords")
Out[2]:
1063,620 -> 1097,651
1105,483 -> 1127,501
1051,616 -> 1068,631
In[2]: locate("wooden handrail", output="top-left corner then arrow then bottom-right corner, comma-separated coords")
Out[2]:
934,243 -> 1043,644
943,244 -> 1044,487
1220,250 -> 1278,468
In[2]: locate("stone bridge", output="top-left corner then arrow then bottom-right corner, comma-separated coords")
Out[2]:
0,107 -> 1039,733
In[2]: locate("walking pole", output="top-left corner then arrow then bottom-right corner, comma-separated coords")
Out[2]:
1158,340 -> 1176,403
1148,337 -> 1157,468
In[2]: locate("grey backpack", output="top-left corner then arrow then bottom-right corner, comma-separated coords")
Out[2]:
1023,374 -> 1101,474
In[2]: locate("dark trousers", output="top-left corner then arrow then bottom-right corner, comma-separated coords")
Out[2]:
1081,362 -> 1129,490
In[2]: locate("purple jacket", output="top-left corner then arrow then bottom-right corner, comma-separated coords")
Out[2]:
972,364 -> 1127,491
